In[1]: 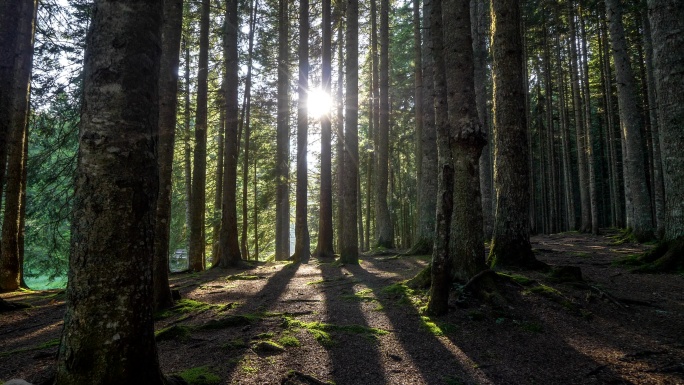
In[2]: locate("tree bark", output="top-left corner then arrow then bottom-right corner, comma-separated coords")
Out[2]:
217,0 -> 243,267
556,38 -> 577,231
189,0 -> 210,271
488,0 -> 542,268
276,0 -> 291,260
340,0 -> 359,264
0,0 -> 36,292
647,0 -> 684,268
54,1 -> 166,383
605,0 -> 655,241
153,0 -> 183,310
335,4 -> 345,254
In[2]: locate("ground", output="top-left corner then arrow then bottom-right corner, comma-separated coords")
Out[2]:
1,230 -> 683,385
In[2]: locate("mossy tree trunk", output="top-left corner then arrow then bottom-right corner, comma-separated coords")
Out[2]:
54,1 -> 166,383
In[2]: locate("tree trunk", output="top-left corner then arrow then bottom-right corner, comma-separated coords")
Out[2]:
218,0 -> 243,267
556,38 -> 577,231
412,0 -> 423,244
375,0 -> 393,249
647,0 -> 684,268
605,0 -> 654,241
0,0 -> 36,292
183,45 -> 192,249
54,1 -> 166,383
276,0 -> 291,260
189,0 -> 210,271
488,0 -> 541,269
153,0 -> 183,310
340,0 -> 359,264
335,4 -> 345,254
211,106 -> 225,263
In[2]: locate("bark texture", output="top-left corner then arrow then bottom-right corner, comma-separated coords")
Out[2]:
54,1 -> 166,383
488,0 -> 540,268
606,0 -> 654,241
275,0 -> 290,260
154,0 -> 183,310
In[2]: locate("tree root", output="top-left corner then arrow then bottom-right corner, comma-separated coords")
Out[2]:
406,264 -> 431,289
0,298 -> 31,312
634,237 -> 684,273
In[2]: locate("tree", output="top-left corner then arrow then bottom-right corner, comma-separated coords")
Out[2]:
154,0 -> 184,310
275,0 -> 291,260
54,1 -> 168,382
293,0 -> 311,262
605,0 -> 654,241
644,0 -> 684,270
488,0 -> 543,268
315,0 -> 335,259
375,0 -> 394,248
217,0 -> 243,267
340,0 -> 359,264
189,0 -> 211,271
0,0 -> 37,292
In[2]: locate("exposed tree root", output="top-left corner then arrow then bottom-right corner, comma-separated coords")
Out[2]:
402,238 -> 432,256
634,238 -> 684,273
406,264 -> 431,289
0,298 -> 31,312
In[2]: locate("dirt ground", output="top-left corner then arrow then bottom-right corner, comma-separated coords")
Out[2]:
2,230 -> 683,385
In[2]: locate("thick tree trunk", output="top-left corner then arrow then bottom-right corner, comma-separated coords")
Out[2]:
0,0 -> 36,292
412,0 -> 424,245
606,0 -> 654,241
340,0 -> 359,264
293,0 -> 311,263
211,107 -> 225,262
241,0 -> 257,261
217,0 -> 243,267
183,46 -> 192,247
335,6 -> 345,254
444,0 -> 487,282
54,1 -> 166,383
189,0 -> 210,271
556,39 -> 577,231
375,0 -> 393,249
316,0 -> 335,259
488,0 -> 542,269
275,0 -> 291,260
154,0 -> 183,311
647,0 -> 684,268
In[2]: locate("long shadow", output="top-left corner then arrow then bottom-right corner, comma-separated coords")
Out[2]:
318,262 -> 388,385
361,258 -> 636,384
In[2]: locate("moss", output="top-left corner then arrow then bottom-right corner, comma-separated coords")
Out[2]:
419,316 -> 458,336
222,338 -> 248,350
527,284 -> 561,297
281,316 -> 388,346
226,273 -> 262,281
254,332 -> 275,340
252,340 -> 285,354
155,299 -> 214,319
278,335 -> 301,347
155,325 -> 192,341
613,254 -> 643,266
496,272 -> 533,286
198,314 -> 256,330
340,288 -> 375,302
177,366 -> 221,385
0,338 -> 60,357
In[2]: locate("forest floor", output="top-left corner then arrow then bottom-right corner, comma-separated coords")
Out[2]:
1,230 -> 684,385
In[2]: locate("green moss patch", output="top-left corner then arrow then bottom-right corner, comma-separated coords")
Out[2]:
252,340 -> 286,355
278,335 -> 301,347
496,272 -> 533,286
177,366 -> 221,385
222,337 -> 248,350
226,273 -> 262,281
281,316 -> 388,346
155,325 -> 192,341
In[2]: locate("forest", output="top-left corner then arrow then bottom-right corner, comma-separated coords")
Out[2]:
0,0 -> 683,384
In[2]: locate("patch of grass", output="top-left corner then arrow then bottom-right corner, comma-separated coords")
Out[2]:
496,272 -> 533,285
278,335 -> 301,347
0,338 -> 60,357
177,366 -> 221,385
226,273 -> 262,281
155,325 -> 192,341
222,338 -> 248,350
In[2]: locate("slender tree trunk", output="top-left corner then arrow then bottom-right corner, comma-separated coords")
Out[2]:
375,0 -> 393,249
488,0 -> 542,269
340,0 -> 359,264
316,0 -> 335,258
568,2 -> 591,233
413,0 -> 423,241
646,0 -> 684,269
293,0 -> 311,262
0,0 -> 36,292
211,106 -> 225,262
253,155 -> 259,260
218,0 -> 243,267
154,0 -> 183,310
183,45 -> 192,248
54,1 -> 166,382
641,8 -> 665,239
335,6 -> 345,253
276,0 -> 291,260
241,0 -> 258,261
556,39 -> 577,231
605,0 -> 654,241
189,0 -> 210,271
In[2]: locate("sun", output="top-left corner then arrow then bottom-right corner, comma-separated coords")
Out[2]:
307,87 -> 332,119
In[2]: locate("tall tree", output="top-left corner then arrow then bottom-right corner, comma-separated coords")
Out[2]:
293,0 -> 311,262
646,0 -> 684,269
412,0 -> 437,254
488,0 -> 543,268
275,0 -> 291,260
315,0 -> 335,258
0,0 -> 36,292
54,1 -> 168,382
189,0 -> 211,271
375,0 -> 394,248
340,0 -> 359,264
605,0 -> 654,241
217,0 -> 243,267
335,2 -> 345,253
154,0 -> 184,310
